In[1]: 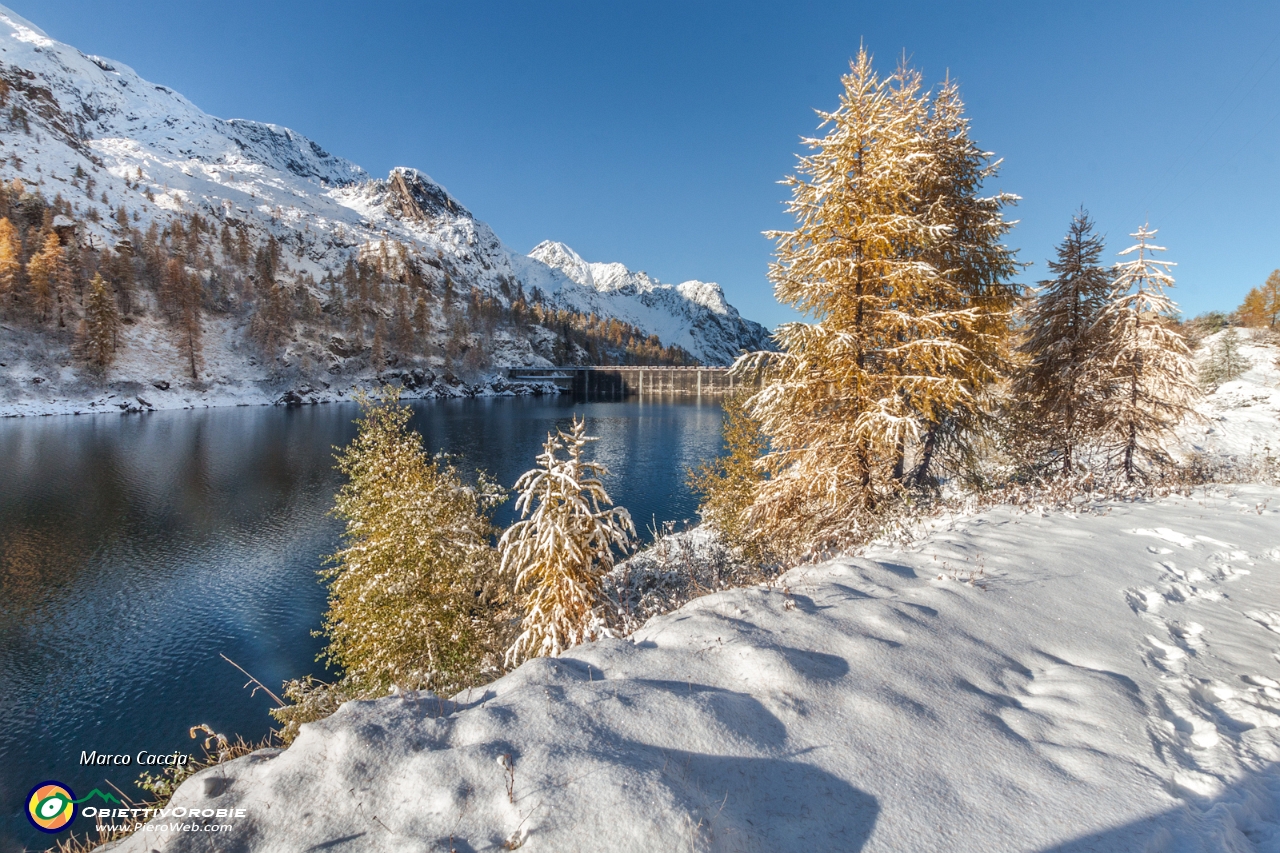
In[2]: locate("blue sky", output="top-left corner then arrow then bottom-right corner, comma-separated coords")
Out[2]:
12,0 -> 1280,329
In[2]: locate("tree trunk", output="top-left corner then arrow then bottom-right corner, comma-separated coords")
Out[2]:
911,423 -> 940,487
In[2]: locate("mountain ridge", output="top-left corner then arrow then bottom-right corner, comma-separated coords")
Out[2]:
0,3 -> 771,414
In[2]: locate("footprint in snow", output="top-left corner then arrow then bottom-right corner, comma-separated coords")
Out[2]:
1145,635 -> 1188,674
1242,674 -> 1280,693
1216,565 -> 1251,582
1246,611 -> 1280,635
1193,680 -> 1280,732
1168,621 -> 1205,650
1153,690 -> 1220,749
1131,527 -> 1199,549
1125,587 -> 1163,614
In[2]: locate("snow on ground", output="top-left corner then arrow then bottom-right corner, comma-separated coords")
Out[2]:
104,486 -> 1280,852
0,309 -> 557,418
90,337 -> 1280,853
1183,329 -> 1280,463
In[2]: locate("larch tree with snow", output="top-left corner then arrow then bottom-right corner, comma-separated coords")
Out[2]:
0,217 -> 18,307
1015,209 -> 1114,476
500,417 -> 635,664
1096,225 -> 1198,481
319,393 -> 509,697
733,50 -> 1020,556
689,391 -> 772,564
907,75 -> 1022,485
25,231 -> 62,323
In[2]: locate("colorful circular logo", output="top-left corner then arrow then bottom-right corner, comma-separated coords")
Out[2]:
27,782 -> 76,833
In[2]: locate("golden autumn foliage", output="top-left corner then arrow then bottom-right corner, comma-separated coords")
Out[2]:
318,393 -> 509,696
688,392 -> 772,564
79,272 -> 119,370
0,217 -> 19,300
731,49 -> 1020,557
1237,270 -> 1280,329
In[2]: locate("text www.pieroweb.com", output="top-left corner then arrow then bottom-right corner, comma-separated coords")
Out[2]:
83,806 -> 243,834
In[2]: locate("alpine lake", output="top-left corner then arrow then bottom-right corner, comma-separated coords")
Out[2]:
0,394 -> 725,852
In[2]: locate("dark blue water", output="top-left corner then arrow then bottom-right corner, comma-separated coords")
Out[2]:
0,396 -> 724,852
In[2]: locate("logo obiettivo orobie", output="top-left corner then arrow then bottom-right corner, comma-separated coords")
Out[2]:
26,782 -> 120,834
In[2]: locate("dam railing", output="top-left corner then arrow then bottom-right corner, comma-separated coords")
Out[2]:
505,366 -> 756,398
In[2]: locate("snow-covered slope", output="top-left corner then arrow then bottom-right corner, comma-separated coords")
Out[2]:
512,241 -> 772,365
104,485 -> 1280,853
1182,328 -> 1280,463
0,3 -> 769,416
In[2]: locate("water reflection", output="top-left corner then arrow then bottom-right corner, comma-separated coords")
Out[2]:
0,396 -> 722,852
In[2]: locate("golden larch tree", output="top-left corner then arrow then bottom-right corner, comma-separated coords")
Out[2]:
321,394 -> 508,695
0,217 -> 20,306
80,273 -> 120,370
734,49 -> 1019,556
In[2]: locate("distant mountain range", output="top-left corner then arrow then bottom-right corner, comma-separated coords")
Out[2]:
0,3 -> 770,413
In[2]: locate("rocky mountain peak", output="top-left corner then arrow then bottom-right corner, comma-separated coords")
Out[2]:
385,167 -> 470,223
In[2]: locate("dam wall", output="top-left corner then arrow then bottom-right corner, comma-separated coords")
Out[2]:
505,366 -> 757,398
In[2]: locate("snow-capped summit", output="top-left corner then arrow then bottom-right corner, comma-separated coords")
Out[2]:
528,241 -> 599,289
0,6 -> 365,190
516,241 -> 773,365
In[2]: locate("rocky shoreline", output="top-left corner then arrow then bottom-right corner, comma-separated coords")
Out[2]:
0,369 -> 562,418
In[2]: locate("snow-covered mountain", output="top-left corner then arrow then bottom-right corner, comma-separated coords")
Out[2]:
513,242 -> 771,365
0,3 -> 770,411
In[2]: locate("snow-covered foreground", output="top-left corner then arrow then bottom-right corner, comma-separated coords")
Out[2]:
106,487 -> 1280,852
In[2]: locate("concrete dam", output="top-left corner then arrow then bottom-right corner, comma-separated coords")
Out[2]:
505,366 -> 756,398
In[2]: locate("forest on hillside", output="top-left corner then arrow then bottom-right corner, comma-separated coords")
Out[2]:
0,178 -> 696,386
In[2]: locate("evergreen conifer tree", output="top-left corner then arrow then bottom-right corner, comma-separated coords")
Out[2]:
1096,225 -> 1198,481
908,76 -> 1022,483
1198,326 -> 1249,389
81,272 -> 120,370
1015,209 -> 1113,475
500,417 -> 634,663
